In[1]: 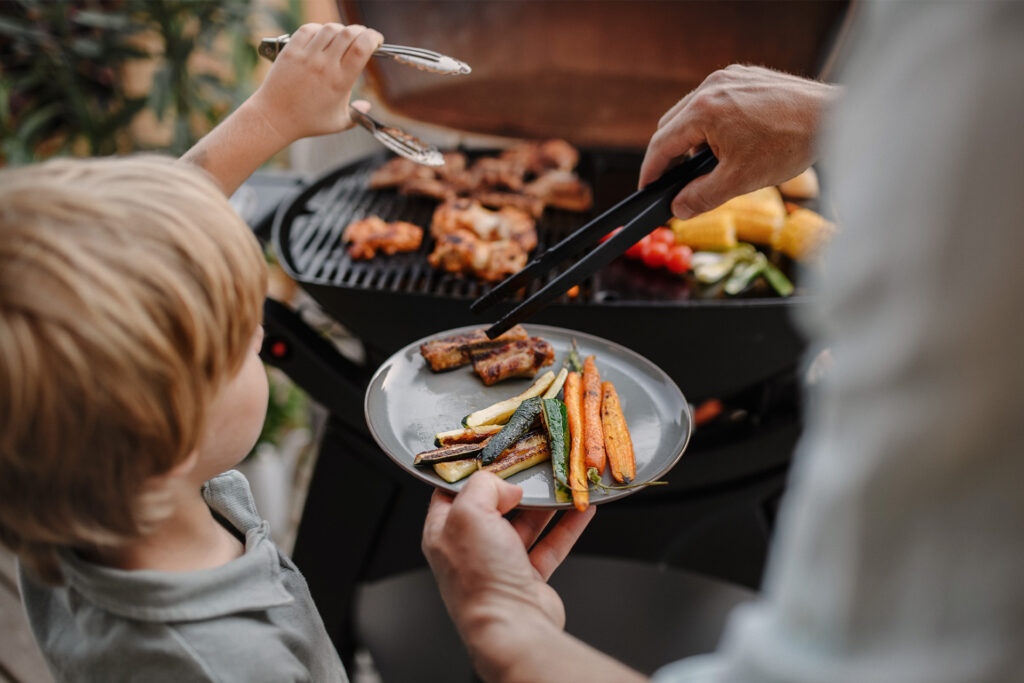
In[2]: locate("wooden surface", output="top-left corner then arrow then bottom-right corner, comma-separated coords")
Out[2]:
0,547 -> 53,683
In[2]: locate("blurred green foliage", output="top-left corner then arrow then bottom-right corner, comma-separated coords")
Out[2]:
0,0 -> 306,162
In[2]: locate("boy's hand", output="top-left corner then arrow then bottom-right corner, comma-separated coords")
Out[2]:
250,22 -> 384,144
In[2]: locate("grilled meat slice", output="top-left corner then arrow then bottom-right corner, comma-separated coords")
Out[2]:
419,325 -> 529,372
430,199 -> 537,252
368,157 -> 434,189
427,230 -> 528,282
470,337 -> 556,386
435,152 -> 468,180
342,216 -> 423,259
400,177 -> 456,202
468,156 -> 527,192
523,171 -> 593,212
500,139 -> 579,174
476,238 -> 530,281
472,190 -> 545,218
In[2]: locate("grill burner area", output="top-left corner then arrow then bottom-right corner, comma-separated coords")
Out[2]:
281,152 -> 606,303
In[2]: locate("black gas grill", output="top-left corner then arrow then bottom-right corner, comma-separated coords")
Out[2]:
256,147 -> 807,669
271,148 -> 809,402
257,2 -> 852,671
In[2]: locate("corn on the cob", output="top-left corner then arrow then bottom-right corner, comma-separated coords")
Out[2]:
773,207 -> 836,261
778,167 -> 820,199
669,210 -> 737,250
720,187 -> 786,245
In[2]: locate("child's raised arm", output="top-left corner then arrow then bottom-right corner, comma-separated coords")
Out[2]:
180,22 -> 383,196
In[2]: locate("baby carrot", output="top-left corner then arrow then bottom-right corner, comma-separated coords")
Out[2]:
564,371 -> 588,511
582,355 -> 606,475
601,381 -> 635,484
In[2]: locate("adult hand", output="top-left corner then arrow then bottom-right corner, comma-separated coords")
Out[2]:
639,65 -> 841,219
250,22 -> 383,143
422,472 -> 596,678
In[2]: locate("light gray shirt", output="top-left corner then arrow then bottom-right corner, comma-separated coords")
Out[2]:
19,470 -> 348,683
656,1 -> 1024,682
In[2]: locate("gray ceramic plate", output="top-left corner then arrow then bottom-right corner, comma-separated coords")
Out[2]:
364,324 -> 692,509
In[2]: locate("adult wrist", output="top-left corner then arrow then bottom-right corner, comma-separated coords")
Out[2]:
460,604 -> 562,682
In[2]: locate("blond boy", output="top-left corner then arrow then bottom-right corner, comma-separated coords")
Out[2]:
0,23 -> 382,682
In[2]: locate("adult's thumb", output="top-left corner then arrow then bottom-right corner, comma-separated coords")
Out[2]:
670,170 -> 730,220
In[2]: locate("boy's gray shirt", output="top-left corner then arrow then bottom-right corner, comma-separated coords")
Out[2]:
18,470 -> 348,683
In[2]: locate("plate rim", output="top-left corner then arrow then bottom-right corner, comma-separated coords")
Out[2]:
363,323 -> 693,509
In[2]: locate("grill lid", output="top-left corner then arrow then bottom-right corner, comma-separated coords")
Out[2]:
339,0 -> 852,147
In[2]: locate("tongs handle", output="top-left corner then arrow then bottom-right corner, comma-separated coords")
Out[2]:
256,33 -> 448,166
258,35 -> 471,75
479,148 -> 719,338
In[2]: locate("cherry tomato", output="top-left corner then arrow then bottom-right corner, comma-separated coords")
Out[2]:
665,244 -> 693,274
601,226 -> 623,244
625,234 -> 648,259
651,226 -> 676,246
641,240 -> 669,269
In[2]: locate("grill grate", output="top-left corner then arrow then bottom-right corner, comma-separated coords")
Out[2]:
277,153 -> 600,304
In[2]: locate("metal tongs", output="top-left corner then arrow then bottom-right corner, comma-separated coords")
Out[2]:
258,34 -> 473,166
471,148 -> 719,338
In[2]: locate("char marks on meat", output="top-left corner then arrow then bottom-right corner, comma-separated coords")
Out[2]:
431,199 -> 537,251
420,325 -> 529,372
366,140 -> 588,279
427,199 -> 537,280
368,157 -> 434,189
342,216 -> 423,259
500,139 -> 578,175
523,170 -> 593,212
427,231 -> 528,282
401,177 -> 456,202
470,337 -> 555,386
472,191 -> 545,218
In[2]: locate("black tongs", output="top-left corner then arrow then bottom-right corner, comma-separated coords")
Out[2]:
471,147 -> 719,338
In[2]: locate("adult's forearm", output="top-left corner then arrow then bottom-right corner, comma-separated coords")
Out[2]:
466,613 -> 647,683
178,95 -> 289,197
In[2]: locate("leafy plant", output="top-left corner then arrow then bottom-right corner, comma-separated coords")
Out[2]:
0,0 -> 264,162
0,0 -> 149,162
141,0 -> 257,154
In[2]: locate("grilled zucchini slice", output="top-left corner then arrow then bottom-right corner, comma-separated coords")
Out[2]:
462,370 -> 555,428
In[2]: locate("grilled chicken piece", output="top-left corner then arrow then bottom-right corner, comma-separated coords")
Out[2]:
368,157 -> 434,189
401,177 -> 456,202
419,325 -> 529,372
427,230 -> 528,282
500,139 -> 579,174
342,216 -> 423,259
523,171 -> 593,212
472,191 -> 545,218
476,239 -> 530,281
431,199 -> 537,252
435,152 -> 468,180
470,337 -> 556,386
468,156 -> 527,192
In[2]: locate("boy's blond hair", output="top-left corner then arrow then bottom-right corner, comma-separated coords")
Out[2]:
0,155 -> 267,583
